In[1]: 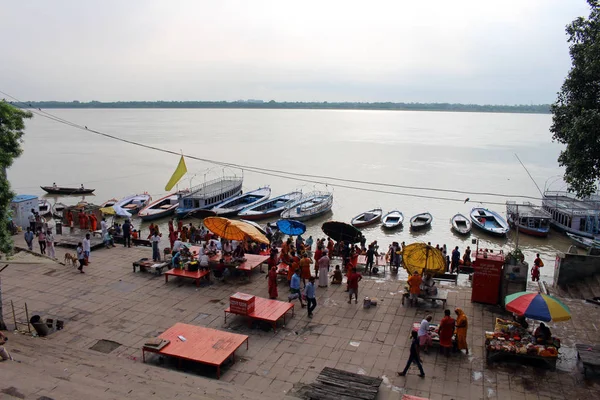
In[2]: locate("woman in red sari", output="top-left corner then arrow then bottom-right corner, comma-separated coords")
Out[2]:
267,265 -> 278,299
438,309 -> 455,357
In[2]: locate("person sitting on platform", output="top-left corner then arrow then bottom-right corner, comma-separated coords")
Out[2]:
214,258 -> 231,282
331,265 -> 343,285
208,239 -> 219,255
172,236 -> 183,255
132,229 -> 139,240
421,274 -> 438,296
171,251 -> 182,268
534,322 -> 552,344
222,240 -> 233,255
199,252 -> 210,270
232,241 -> 246,261
103,231 -> 115,248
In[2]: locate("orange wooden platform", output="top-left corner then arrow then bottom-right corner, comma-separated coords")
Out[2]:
164,268 -> 210,287
142,323 -> 248,379
225,296 -> 294,332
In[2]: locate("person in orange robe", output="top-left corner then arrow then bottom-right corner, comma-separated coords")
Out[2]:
438,309 -> 455,357
89,214 -> 97,231
66,210 -> 74,227
281,239 -> 291,264
78,211 -> 85,229
299,253 -> 312,287
327,238 -> 334,256
177,220 -> 183,232
267,265 -> 278,299
313,245 -> 323,278
287,251 -> 299,283
407,272 -> 422,307
455,308 -> 469,354
168,218 -> 174,233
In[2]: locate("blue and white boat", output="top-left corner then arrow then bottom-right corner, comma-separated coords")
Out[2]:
176,176 -> 243,218
238,191 -> 302,220
470,207 -> 510,236
212,187 -> 271,217
280,191 -> 333,221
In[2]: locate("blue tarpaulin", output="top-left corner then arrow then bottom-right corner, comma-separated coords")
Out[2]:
276,219 -> 306,236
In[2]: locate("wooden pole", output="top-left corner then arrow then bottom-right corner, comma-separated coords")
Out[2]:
11,300 -> 16,331
24,302 -> 31,334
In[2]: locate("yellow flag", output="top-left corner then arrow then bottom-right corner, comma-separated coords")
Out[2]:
165,156 -> 187,191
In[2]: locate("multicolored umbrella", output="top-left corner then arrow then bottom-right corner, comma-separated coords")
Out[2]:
276,219 -> 306,236
505,291 -> 571,322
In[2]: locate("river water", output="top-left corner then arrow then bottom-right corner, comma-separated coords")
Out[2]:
8,108 -> 571,283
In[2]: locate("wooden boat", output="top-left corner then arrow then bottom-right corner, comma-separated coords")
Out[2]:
176,176 -> 243,218
38,199 -> 52,216
410,212 -> 433,230
566,232 -> 600,250
351,208 -> 383,228
113,194 -> 152,218
52,202 -> 66,219
138,192 -> 183,221
238,191 -> 302,220
470,207 -> 510,236
381,210 -> 404,229
100,198 -> 118,208
212,187 -> 271,217
281,191 -> 333,222
506,201 -> 551,237
41,186 -> 95,195
451,213 -> 471,235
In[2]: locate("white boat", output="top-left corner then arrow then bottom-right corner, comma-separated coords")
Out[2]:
138,191 -> 186,221
566,232 -> 600,250
410,212 -> 433,230
280,191 -> 333,221
38,199 -> 52,216
382,210 -> 404,229
351,208 -> 383,228
451,213 -> 471,235
238,191 -> 302,220
470,207 -> 510,236
113,194 -> 152,218
52,202 -> 66,219
542,190 -> 600,239
212,187 -> 271,217
177,176 -> 243,218
100,198 -> 118,208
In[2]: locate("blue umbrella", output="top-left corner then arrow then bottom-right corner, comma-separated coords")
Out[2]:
276,219 -> 306,236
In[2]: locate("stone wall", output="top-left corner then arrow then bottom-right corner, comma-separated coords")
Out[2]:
553,252 -> 600,287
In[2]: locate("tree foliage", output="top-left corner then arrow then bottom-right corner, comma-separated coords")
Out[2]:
0,101 -> 32,254
551,0 -> 600,197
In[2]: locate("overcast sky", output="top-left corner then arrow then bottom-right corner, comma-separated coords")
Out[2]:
0,0 -> 592,104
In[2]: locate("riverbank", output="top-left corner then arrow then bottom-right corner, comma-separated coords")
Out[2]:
1,235 -> 599,399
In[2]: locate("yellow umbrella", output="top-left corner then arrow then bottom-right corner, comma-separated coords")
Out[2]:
402,242 -> 446,275
99,206 -> 116,215
203,217 -> 269,244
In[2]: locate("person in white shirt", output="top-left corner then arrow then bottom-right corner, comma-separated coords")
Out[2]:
101,218 -> 108,238
208,240 -> 218,254
199,253 -> 210,269
28,209 -> 36,232
83,233 -> 91,262
151,232 -> 161,261
231,240 -> 239,251
417,315 -> 433,353
222,240 -> 233,255
45,228 -> 56,259
172,237 -> 183,255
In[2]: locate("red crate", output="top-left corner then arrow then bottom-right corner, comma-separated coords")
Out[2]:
230,293 -> 256,315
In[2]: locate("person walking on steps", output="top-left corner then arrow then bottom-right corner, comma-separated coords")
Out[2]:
24,227 -> 34,251
289,269 -> 305,308
306,276 -> 317,318
397,331 -> 425,378
46,228 -> 56,259
122,219 -> 132,248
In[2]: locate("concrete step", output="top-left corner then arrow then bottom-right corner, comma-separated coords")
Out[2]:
2,332 -> 296,400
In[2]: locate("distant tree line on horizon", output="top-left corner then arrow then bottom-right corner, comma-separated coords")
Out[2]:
17,100 -> 551,114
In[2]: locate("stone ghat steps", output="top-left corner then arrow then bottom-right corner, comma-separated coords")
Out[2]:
1,333 -> 294,400
558,274 -> 600,300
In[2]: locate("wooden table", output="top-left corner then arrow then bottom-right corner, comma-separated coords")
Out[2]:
142,322 -> 248,379
132,259 -> 169,275
576,343 -> 600,376
402,289 -> 448,307
164,268 -> 210,287
357,254 -> 388,271
224,296 -> 294,332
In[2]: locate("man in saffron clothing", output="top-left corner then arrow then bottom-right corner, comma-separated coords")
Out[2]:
407,271 -> 422,307
455,308 -> 469,354
438,309 -> 455,357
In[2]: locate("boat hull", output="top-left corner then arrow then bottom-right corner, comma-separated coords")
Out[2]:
382,211 -> 403,229
281,192 -> 333,222
139,208 -> 177,221
239,209 -> 283,220
513,224 -> 549,238
351,208 -> 383,228
470,208 -> 509,236
410,213 -> 432,230
41,186 -> 95,195
451,214 -> 471,235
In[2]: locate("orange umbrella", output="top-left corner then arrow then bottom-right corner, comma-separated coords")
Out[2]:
203,217 -> 269,244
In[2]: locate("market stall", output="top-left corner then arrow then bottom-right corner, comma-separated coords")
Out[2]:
485,318 -> 560,370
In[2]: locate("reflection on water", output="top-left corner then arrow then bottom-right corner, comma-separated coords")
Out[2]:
9,109 -> 568,283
